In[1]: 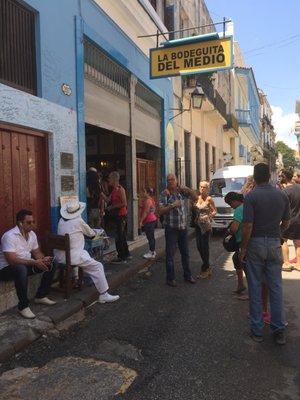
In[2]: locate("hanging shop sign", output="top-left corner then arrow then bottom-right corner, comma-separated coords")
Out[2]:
150,36 -> 233,79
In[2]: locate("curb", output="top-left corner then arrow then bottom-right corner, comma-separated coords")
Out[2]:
0,230 -> 194,363
0,253 -> 162,364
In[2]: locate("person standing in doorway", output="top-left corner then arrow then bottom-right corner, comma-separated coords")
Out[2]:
86,167 -> 101,228
101,171 -> 130,264
158,174 -> 198,287
193,181 -> 216,279
240,163 -> 290,345
281,169 -> 300,272
139,188 -> 157,260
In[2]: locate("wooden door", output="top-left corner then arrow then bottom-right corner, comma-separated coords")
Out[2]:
0,124 -> 50,238
136,158 -> 148,196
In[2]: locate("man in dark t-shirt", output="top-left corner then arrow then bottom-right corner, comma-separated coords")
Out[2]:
240,163 -> 290,345
281,169 -> 300,272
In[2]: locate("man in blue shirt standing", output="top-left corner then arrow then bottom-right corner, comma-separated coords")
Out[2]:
159,174 -> 198,287
240,163 -> 290,345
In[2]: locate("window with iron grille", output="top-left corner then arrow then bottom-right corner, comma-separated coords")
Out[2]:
196,138 -> 201,187
205,142 -> 210,181
0,0 -> 37,94
84,39 -> 130,98
135,81 -> 162,119
184,131 -> 191,187
212,146 -> 216,172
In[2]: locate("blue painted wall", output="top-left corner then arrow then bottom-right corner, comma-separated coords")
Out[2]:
21,0 -> 173,230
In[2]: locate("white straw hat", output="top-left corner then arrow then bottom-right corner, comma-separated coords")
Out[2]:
60,200 -> 86,220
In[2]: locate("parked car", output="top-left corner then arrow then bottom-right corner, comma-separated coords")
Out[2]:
210,165 -> 254,230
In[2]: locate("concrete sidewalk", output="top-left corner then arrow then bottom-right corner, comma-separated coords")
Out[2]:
0,229 -> 193,363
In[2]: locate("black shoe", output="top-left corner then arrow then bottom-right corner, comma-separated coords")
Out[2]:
185,276 -> 196,284
166,280 -> 177,287
110,257 -> 127,264
273,330 -> 286,345
250,331 -> 263,343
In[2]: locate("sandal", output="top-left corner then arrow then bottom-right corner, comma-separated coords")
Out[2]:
282,264 -> 294,272
232,286 -> 246,295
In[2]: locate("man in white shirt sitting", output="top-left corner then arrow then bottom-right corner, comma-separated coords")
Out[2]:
56,200 -> 119,304
0,209 -> 56,319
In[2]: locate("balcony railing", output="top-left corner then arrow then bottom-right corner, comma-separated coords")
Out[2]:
236,109 -> 260,138
224,114 -> 239,133
196,76 -> 215,105
214,91 -> 227,120
183,75 -> 228,120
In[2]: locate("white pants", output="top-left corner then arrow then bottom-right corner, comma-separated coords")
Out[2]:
78,259 -> 109,294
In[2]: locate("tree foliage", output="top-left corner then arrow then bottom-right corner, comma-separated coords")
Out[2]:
275,141 -> 297,168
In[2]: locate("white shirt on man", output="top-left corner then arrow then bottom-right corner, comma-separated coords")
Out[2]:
0,226 -> 39,270
55,216 -> 96,265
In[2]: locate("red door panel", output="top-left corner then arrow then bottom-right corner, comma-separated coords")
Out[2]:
0,131 -> 14,234
0,126 -> 50,239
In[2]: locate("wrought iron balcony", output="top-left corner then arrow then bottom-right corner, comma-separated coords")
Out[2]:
214,91 -> 227,121
236,109 -> 260,138
224,114 -> 239,133
183,75 -> 228,120
195,75 -> 215,105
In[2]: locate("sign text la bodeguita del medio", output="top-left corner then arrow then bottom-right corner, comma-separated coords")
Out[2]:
150,36 -> 233,79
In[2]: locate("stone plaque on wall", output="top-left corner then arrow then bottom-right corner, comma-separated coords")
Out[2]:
60,152 -> 74,169
61,175 -> 74,192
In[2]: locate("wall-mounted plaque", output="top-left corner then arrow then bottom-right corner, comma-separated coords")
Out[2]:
60,152 -> 74,169
61,175 -> 75,192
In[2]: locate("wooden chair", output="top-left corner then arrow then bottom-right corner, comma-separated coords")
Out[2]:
45,232 -> 83,299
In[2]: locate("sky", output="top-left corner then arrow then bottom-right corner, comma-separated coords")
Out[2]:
205,0 -> 300,149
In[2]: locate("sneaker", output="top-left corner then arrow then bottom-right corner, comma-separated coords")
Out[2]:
98,292 -> 120,303
18,307 -> 36,319
126,255 -> 133,261
143,251 -> 152,259
263,312 -> 271,325
34,297 -> 56,306
110,257 -> 127,264
273,330 -> 286,345
143,251 -> 156,260
250,331 -> 263,343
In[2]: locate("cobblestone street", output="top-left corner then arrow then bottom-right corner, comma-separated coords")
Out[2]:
1,236 -> 299,400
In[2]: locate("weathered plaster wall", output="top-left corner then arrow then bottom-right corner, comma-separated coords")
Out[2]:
0,84 -> 78,211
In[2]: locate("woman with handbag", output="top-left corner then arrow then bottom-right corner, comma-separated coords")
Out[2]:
194,181 -> 216,279
224,192 -> 246,296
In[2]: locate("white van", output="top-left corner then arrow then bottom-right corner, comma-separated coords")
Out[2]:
210,165 -> 254,230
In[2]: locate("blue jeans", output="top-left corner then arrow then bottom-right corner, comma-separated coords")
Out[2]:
246,237 -> 285,335
0,262 -> 57,310
165,226 -> 191,281
143,221 -> 157,252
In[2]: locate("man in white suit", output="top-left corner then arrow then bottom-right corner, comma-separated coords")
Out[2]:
56,200 -> 119,303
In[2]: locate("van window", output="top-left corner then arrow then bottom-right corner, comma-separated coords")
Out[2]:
210,177 -> 246,197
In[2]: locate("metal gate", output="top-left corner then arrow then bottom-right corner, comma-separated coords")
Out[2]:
0,123 -> 50,238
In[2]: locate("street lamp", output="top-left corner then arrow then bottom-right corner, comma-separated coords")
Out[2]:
169,85 -> 205,121
191,85 -> 205,109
